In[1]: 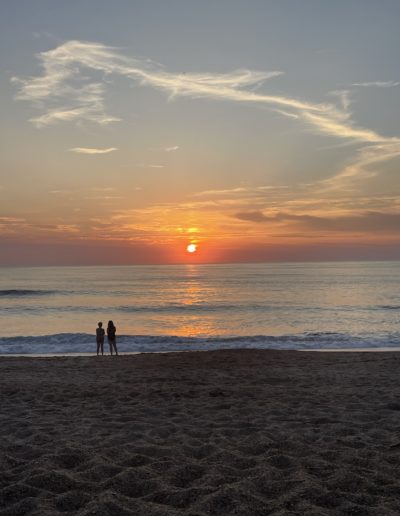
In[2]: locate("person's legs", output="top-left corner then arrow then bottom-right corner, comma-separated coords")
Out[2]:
97,341 -> 100,355
108,339 -> 113,355
113,341 -> 118,355
100,341 -> 104,356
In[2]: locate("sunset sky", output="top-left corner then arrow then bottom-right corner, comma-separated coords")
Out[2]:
1,0 -> 400,265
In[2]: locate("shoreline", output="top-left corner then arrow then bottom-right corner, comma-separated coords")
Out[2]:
1,345 -> 400,358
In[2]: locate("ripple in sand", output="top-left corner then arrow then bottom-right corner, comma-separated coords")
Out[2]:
145,486 -> 215,509
109,470 -> 163,499
0,483 -> 40,506
26,471 -> 87,494
168,464 -> 206,488
55,490 -> 91,512
196,485 -> 267,515
0,496 -> 38,516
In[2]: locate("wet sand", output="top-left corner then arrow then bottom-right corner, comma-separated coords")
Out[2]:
1,349 -> 400,515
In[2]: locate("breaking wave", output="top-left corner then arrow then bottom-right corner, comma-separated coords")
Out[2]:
1,331 -> 400,355
0,289 -> 57,297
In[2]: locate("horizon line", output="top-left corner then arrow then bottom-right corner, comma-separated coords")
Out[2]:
1,257 -> 399,269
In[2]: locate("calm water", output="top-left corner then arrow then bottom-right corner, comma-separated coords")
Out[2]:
0,262 -> 399,353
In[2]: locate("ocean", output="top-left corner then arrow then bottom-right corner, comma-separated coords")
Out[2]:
0,262 -> 399,354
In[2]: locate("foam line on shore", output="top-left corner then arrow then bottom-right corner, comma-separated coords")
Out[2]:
2,346 -> 400,358
302,347 -> 400,352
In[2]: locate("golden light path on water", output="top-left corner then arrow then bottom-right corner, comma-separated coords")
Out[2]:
1,263 -> 399,344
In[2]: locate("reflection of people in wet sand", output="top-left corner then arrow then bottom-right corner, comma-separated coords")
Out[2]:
107,320 -> 118,355
96,322 -> 105,356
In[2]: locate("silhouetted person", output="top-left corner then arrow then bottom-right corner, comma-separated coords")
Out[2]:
96,321 -> 105,356
107,320 -> 118,355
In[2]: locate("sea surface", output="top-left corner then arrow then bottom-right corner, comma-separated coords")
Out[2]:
0,262 -> 399,354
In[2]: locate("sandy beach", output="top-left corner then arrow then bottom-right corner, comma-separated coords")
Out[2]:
1,349 -> 400,515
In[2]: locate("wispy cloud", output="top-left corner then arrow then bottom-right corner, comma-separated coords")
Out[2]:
352,81 -> 400,88
272,109 -> 299,120
12,40 -> 400,185
69,147 -> 117,154
0,216 -> 26,224
11,41 -> 283,127
91,186 -> 117,192
85,195 -> 122,200
320,140 -> 400,191
234,210 -> 400,233
165,145 -> 179,152
136,163 -> 165,169
0,217 -> 79,236
12,68 -> 121,127
32,223 -> 80,233
193,187 -> 249,197
329,90 -> 352,111
12,39 -> 384,142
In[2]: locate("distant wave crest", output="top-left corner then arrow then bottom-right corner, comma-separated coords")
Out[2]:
118,303 -> 248,313
0,289 -> 56,297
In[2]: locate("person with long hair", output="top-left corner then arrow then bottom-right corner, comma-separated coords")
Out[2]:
107,320 -> 118,355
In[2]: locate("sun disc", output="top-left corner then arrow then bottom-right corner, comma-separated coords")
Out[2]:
187,244 -> 197,253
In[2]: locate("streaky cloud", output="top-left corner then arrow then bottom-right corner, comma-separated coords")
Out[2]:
69,147 -> 117,154
0,216 -> 26,223
234,210 -> 400,233
320,141 -> 400,191
11,40 -> 400,185
353,81 -> 400,88
272,109 -> 299,119
329,90 -> 352,111
194,187 -> 249,197
12,39 -> 385,143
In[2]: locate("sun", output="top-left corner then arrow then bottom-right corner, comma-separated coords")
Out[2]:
186,243 -> 197,253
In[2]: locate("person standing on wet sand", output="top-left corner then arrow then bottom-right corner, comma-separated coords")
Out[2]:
107,320 -> 118,355
96,322 -> 105,356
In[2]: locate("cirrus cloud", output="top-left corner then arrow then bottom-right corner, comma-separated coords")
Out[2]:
234,210 -> 400,233
352,81 -> 400,88
69,147 -> 117,154
11,40 -> 400,186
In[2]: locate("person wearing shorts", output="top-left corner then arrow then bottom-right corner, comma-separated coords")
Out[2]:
96,322 -> 105,356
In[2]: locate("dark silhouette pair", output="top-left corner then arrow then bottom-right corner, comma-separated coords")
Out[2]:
96,320 -> 118,356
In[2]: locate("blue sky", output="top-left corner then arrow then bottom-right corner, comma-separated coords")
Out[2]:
1,1 -> 400,265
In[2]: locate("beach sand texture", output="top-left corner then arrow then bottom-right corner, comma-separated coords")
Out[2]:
1,349 -> 400,515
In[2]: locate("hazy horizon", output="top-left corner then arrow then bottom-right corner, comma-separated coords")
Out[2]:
2,258 -> 400,270
1,1 -> 400,266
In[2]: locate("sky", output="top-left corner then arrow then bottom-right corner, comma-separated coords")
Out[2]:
1,0 -> 400,265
